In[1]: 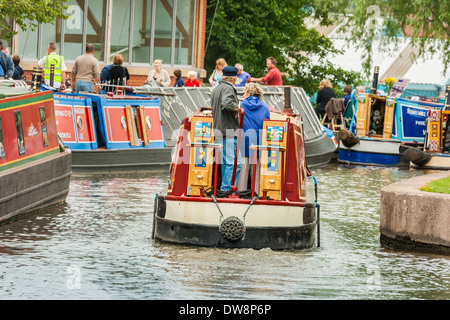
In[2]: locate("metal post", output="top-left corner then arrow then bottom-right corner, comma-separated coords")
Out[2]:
283,86 -> 293,115
50,63 -> 55,87
371,66 -> 379,94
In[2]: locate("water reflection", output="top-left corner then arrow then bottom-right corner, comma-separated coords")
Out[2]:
0,164 -> 448,300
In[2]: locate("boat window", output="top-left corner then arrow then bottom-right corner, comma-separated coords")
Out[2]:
14,111 -> 26,156
0,116 -> 5,159
39,107 -> 49,147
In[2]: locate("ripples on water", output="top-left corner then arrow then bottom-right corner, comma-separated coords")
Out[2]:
0,163 -> 449,300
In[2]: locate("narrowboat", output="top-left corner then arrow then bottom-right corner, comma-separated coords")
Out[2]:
0,85 -> 71,223
51,90 -> 172,173
403,87 -> 450,170
338,76 -> 445,167
152,88 -> 320,250
133,85 -> 337,168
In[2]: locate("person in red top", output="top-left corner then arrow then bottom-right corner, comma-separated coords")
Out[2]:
251,56 -> 283,86
185,70 -> 200,87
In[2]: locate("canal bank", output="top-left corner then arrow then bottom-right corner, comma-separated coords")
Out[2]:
380,170 -> 450,255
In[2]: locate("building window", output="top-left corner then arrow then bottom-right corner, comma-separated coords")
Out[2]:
64,0 -> 85,60
111,0 -> 131,62
14,0 -> 201,67
175,0 -> 195,65
0,17 -> 14,52
40,22 -> 61,58
132,0 -> 153,63
86,0 -> 107,62
18,25 -> 39,59
154,0 -> 174,64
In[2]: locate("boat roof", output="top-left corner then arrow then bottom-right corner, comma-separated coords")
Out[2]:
0,81 -> 32,97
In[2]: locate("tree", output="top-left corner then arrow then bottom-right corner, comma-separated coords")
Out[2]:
0,0 -> 68,40
317,0 -> 450,76
204,0 -> 364,96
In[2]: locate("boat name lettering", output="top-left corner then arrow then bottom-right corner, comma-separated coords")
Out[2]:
55,109 -> 73,118
415,120 -> 426,126
74,108 -> 86,115
59,132 -> 72,139
406,108 -> 427,117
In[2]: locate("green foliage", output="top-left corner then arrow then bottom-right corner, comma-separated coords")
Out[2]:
419,176 -> 450,194
205,0 -> 450,95
327,0 -> 450,75
205,0 -> 364,96
0,0 -> 68,40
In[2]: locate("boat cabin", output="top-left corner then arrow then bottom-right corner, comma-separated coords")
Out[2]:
0,90 -> 61,172
353,92 -> 444,143
167,111 -> 309,203
53,92 -> 165,150
425,109 -> 450,153
355,93 -> 395,139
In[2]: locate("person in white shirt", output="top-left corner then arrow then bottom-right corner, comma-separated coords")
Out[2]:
38,42 -> 67,89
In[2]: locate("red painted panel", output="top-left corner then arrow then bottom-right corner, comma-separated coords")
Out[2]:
73,106 -> 95,142
0,93 -> 59,166
105,107 -> 129,142
144,107 -> 164,141
54,104 -> 77,143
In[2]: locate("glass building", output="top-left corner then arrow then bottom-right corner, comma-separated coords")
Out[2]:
7,0 -> 207,84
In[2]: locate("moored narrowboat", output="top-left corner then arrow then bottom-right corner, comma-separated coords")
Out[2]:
403,86 -> 450,170
133,85 -> 337,169
0,86 -> 71,223
152,88 -> 320,250
52,91 -> 172,173
338,89 -> 445,167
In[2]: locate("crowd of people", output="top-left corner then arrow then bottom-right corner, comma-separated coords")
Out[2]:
1,40 -> 363,194
0,41 -> 364,193
314,78 -> 366,120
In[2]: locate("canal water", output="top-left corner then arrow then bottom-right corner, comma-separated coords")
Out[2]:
0,163 -> 449,300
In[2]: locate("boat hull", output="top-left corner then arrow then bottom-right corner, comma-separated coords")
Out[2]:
71,147 -> 172,173
410,153 -> 450,170
54,92 -> 172,173
305,132 -> 337,167
153,195 -> 318,250
0,149 -> 71,223
338,138 -> 401,166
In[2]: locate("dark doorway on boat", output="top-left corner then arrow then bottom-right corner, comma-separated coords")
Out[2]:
131,106 -> 142,145
91,102 -> 106,148
369,97 -> 386,136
